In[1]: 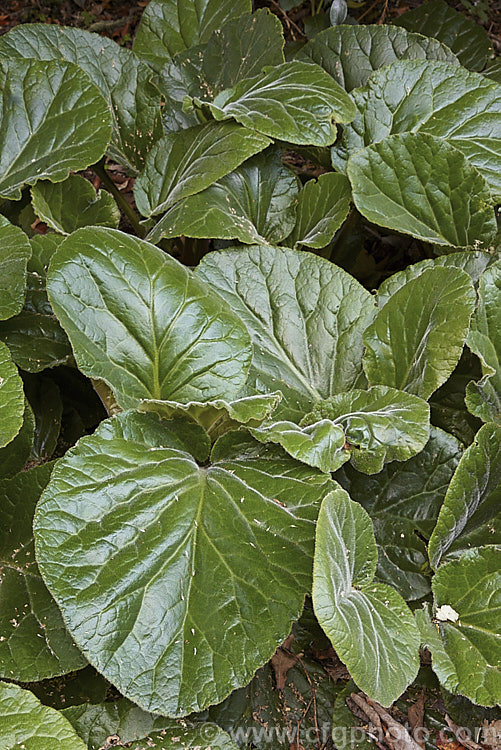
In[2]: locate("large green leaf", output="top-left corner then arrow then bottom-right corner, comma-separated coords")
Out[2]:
312,489 -> 420,706
134,121 -> 271,218
0,682 -> 88,749
466,262 -> 501,423
0,463 -> 86,680
0,24 -> 163,172
133,0 -> 252,73
140,393 -> 281,440
34,413 -> 335,716
0,401 -> 34,479
286,173 -> 351,250
363,266 -> 476,400
250,386 -> 429,474
0,58 -> 111,200
31,175 -> 120,235
47,227 -> 252,409
0,217 -> 31,321
0,234 -> 72,373
0,340 -> 24,449
337,426 -> 462,600
347,133 -> 496,247
428,423 -> 501,569
418,547 -> 501,706
196,246 -> 377,421
333,60 -> 501,200
147,148 -> 299,245
394,0 -> 492,71
296,24 -> 458,92
63,700 -> 238,750
202,61 -> 356,146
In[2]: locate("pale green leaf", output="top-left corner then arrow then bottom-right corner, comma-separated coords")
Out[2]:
333,60 -> 501,199
286,172 -> 351,250
196,245 -> 377,421
394,0 -> 492,71
147,148 -> 299,245
313,489 -> 420,706
47,227 -> 252,409
0,58 -> 112,200
296,23 -> 458,92
32,175 -> 119,235
34,412 -> 335,716
204,61 -> 356,146
0,24 -> 162,173
363,266 -> 476,400
428,423 -> 501,569
133,0 -> 252,73
465,262 -> 501,423
0,463 -> 86,680
0,340 -> 24,449
347,133 -> 496,247
134,121 -> 271,218
0,682 -> 88,749
418,547 -> 501,706
139,393 -> 281,440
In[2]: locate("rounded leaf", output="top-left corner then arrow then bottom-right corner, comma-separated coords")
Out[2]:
34,412 -> 335,716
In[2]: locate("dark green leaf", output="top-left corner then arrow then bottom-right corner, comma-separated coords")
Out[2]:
418,546 -> 501,706
203,61 -> 356,146
133,0 -> 252,73
0,58 -> 111,200
0,234 -> 72,373
430,350 -> 483,446
24,373 -> 63,460
465,261 -> 501,423
27,664 -> 108,710
0,24 -> 163,172
34,413 -> 335,716
313,489 -> 420,706
147,148 -> 299,245
0,682 -> 87,749
202,8 -> 285,93
333,60 -> 501,200
0,217 -> 31,321
428,423 -> 501,569
332,680 -> 376,750
32,176 -> 120,235
296,24 -> 458,92
47,227 -> 252,409
348,133 -> 496,247
0,341 -> 24,448
394,0 -> 492,71
196,245 -> 377,421
0,463 -> 87,680
134,122 -> 271,218
286,173 -> 351,250
0,400 -> 34,479
363,266 -> 477,400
